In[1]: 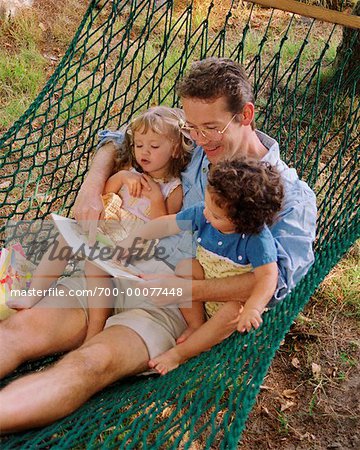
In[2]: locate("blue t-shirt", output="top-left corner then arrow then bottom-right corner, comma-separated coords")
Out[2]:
97,129 -> 317,302
176,203 -> 277,269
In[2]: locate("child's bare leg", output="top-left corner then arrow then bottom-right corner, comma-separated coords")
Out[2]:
175,258 -> 205,343
84,262 -> 114,342
7,235 -> 69,310
151,301 -> 243,375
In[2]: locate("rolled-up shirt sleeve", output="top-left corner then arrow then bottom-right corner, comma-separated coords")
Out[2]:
96,130 -> 125,151
270,178 -> 317,304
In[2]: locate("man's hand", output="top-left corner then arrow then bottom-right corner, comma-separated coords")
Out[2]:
73,184 -> 104,245
237,307 -> 263,333
139,273 -> 193,307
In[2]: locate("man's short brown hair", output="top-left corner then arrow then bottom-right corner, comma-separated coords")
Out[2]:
177,57 -> 255,128
207,157 -> 284,235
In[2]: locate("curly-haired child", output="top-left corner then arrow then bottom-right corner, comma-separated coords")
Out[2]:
118,157 -> 284,374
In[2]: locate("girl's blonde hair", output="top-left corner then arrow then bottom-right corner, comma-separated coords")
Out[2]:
114,106 -> 193,179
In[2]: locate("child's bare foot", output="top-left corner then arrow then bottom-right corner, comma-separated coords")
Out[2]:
148,347 -> 185,375
176,326 -> 199,344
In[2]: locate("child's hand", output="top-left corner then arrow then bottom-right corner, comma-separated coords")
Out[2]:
121,171 -> 143,197
140,175 -> 164,203
237,307 -> 263,333
112,237 -> 132,261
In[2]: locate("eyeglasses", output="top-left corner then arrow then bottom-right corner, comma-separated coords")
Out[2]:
180,115 -> 237,142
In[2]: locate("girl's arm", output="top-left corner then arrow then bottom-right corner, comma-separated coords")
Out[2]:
140,175 -> 167,219
237,262 -> 278,333
104,170 -> 142,198
165,185 -> 183,215
141,176 -> 183,220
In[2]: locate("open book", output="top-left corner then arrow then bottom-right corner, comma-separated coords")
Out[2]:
51,213 -> 141,280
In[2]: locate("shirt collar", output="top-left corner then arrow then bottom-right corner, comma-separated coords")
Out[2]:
256,130 -> 280,164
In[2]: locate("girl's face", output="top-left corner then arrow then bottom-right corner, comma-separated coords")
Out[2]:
133,129 -> 177,178
203,189 -> 237,234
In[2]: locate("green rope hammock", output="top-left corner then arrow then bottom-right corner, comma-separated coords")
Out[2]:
0,0 -> 359,447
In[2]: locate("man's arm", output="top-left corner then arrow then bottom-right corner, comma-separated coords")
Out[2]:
142,272 -> 257,307
73,142 -> 117,243
74,143 -> 117,221
192,272 -> 256,303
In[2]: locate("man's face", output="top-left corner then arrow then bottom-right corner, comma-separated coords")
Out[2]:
181,96 -> 244,164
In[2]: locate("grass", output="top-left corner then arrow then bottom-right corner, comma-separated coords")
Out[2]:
0,14 -> 47,128
315,243 -> 360,319
0,0 -> 359,448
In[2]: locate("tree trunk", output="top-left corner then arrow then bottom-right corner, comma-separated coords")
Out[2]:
334,1 -> 360,91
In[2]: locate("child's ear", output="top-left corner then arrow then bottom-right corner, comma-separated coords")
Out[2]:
239,102 -> 255,127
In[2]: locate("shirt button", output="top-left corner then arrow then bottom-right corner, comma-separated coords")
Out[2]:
218,241 -> 223,246
238,255 -> 243,261
197,237 -> 201,243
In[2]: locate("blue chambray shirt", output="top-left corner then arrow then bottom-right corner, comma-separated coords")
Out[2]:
97,129 -> 317,304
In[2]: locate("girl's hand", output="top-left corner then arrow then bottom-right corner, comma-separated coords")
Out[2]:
237,307 -> 263,333
140,174 -> 163,203
121,171 -> 143,197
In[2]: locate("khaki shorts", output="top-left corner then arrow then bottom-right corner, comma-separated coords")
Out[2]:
56,258 -> 187,359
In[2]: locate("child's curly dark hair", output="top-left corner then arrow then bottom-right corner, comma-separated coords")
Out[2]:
207,157 -> 284,235
113,106 -> 193,179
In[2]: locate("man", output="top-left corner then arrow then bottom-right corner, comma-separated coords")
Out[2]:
0,58 -> 316,432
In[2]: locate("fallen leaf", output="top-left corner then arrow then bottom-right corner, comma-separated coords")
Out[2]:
282,389 -> 298,399
280,399 -> 295,412
311,363 -> 321,380
291,357 -> 301,369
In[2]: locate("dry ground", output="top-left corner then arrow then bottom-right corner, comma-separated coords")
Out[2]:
1,1 -> 359,449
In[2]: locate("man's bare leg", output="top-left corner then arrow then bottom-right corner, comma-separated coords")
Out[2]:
0,290 -> 87,379
150,301 -> 242,375
0,325 -> 149,433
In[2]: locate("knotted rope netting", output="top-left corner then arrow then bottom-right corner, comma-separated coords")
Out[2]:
0,0 -> 359,447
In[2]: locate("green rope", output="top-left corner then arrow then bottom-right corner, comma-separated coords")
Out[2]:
0,0 -> 359,447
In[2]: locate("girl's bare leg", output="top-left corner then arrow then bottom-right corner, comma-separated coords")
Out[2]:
174,258 -> 205,343
7,235 -> 70,310
84,261 -> 114,342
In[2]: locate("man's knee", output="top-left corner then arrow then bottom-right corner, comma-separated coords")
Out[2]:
0,307 -> 85,355
1,309 -> 38,336
67,341 -> 114,379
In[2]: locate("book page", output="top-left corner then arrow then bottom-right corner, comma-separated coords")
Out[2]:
51,213 -> 141,280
